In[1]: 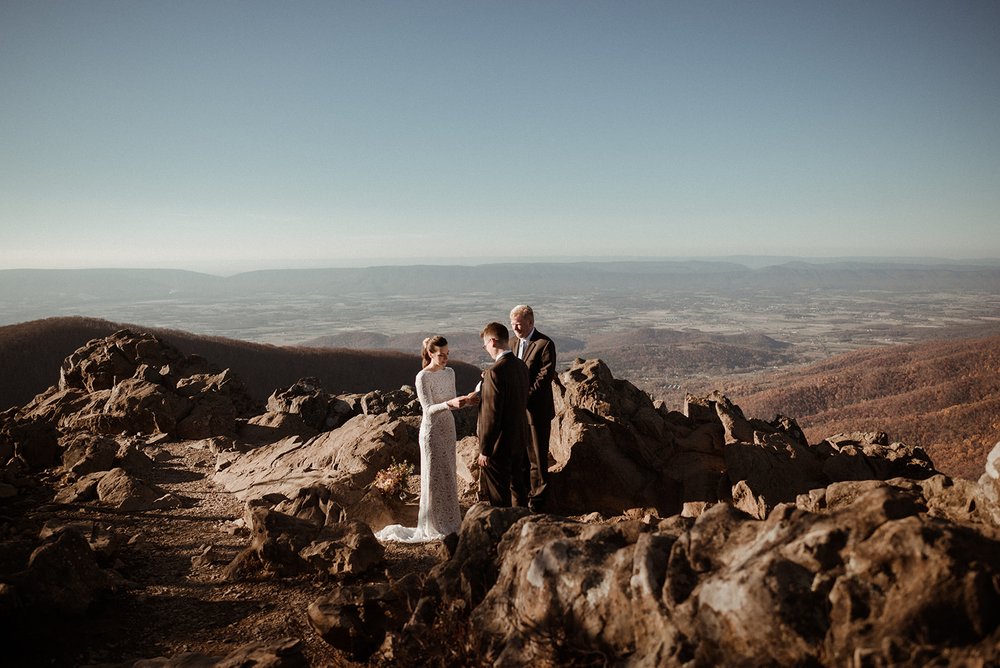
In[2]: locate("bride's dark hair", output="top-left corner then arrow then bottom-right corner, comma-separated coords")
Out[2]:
421,335 -> 448,368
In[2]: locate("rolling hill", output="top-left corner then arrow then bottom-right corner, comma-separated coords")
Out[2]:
577,327 -> 799,392
712,335 -> 1000,480
0,317 -> 483,411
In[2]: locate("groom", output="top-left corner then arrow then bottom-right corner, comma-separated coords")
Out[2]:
475,322 -> 531,507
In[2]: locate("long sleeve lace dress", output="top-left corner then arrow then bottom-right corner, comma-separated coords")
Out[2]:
374,366 -> 462,542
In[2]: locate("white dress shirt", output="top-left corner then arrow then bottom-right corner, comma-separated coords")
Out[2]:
517,329 -> 535,359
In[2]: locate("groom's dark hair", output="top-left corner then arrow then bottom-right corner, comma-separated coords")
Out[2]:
480,322 -> 509,344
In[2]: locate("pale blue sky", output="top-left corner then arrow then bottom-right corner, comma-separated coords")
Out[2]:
2,1 -> 998,272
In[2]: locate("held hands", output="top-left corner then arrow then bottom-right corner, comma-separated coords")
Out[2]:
448,393 -> 481,410
446,392 -> 480,410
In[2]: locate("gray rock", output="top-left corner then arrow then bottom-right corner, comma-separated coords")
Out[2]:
213,413 -> 419,504
308,575 -> 421,662
299,520 -> 384,576
6,528 -> 115,616
54,470 -> 107,504
60,432 -> 118,477
96,467 -> 180,511
224,496 -> 384,580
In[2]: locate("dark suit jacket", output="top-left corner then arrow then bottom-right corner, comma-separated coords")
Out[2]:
517,329 -> 557,421
477,351 -> 530,460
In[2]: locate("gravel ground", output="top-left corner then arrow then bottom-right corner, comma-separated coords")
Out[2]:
5,439 -> 444,667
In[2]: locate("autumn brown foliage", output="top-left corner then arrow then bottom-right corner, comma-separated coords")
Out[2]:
718,335 -> 1000,480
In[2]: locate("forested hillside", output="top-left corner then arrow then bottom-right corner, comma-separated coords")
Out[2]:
0,317 -> 482,411
716,335 -> 1000,479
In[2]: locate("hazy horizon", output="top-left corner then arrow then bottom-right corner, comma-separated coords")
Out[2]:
3,2 -> 999,270
3,253 -> 1000,277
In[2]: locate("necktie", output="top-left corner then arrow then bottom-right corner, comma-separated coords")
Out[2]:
519,339 -> 527,359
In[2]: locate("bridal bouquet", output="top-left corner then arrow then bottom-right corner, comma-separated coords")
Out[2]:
372,459 -> 414,500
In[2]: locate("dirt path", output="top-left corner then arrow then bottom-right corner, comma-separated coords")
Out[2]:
9,439 -> 442,667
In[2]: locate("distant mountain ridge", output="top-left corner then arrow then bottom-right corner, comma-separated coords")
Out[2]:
3,259 -> 1000,306
0,317 -> 483,411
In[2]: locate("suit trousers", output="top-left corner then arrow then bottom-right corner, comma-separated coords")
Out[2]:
479,443 -> 529,508
526,416 -> 551,506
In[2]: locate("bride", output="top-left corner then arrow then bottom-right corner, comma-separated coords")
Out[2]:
376,335 -> 467,543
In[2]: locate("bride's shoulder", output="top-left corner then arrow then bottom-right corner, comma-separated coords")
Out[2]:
416,367 -> 444,380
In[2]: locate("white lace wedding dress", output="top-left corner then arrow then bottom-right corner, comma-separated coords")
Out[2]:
375,366 -> 462,543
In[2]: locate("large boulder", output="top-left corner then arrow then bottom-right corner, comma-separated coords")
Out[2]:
60,432 -> 120,477
980,441 -> 1000,525
546,359 -> 683,516
430,503 -> 531,606
3,527 -> 119,617
1,416 -> 60,470
821,431 -> 937,481
308,574 -> 422,662
214,412 -> 419,504
224,486 -> 384,579
175,369 -> 257,439
102,377 -> 192,436
266,377 -> 359,432
96,467 -> 182,511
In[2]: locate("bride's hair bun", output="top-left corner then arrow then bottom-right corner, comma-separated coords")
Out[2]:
421,334 -> 448,368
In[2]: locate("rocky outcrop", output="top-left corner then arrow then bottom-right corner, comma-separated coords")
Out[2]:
369,360 -> 999,666
213,357 -> 955,589
60,432 -> 155,478
256,377 -> 478,440
216,412 -> 420,505
396,478 -> 1000,666
545,359 -> 940,518
5,329 -> 258,441
263,377 -> 358,432
215,381 -> 482,534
